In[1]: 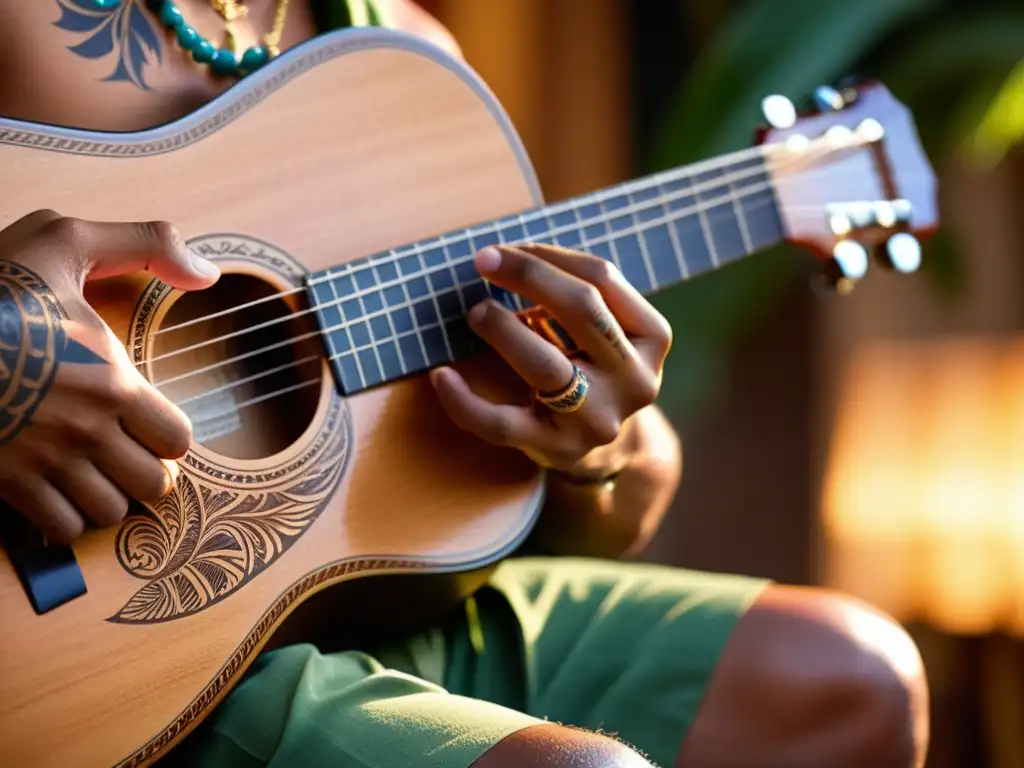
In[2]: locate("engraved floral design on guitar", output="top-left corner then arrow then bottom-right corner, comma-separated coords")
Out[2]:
109,396 -> 350,623
54,0 -> 163,91
109,236 -> 351,624
0,260 -> 106,445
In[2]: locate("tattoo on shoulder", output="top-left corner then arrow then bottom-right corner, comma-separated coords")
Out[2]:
54,0 -> 164,92
0,260 -> 106,445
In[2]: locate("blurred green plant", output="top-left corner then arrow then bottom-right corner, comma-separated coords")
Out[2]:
646,0 -> 1024,422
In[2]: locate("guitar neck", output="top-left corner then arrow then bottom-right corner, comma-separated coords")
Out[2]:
307,148 -> 786,395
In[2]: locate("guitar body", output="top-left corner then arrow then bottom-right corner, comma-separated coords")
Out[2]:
0,29 -> 545,767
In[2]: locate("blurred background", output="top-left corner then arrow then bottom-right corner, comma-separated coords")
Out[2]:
415,0 -> 1023,765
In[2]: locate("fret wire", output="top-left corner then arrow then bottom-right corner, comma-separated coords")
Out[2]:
627,189 -> 659,289
543,206 -> 560,247
657,179 -> 690,279
370,257 -> 409,376
327,267 -> 369,390
415,245 -> 456,362
511,212 -> 532,311
496,217 -> 525,312
571,200 -> 589,250
729,169 -> 755,254
440,237 -> 469,317
693,173 -> 721,268
359,262 -> 391,382
597,197 -> 624,270
392,248 -> 433,370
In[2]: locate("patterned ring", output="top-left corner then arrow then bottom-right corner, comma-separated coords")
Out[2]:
536,364 -> 590,414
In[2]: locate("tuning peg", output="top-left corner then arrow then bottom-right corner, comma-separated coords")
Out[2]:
812,85 -> 846,112
832,240 -> 869,280
832,74 -> 862,105
883,232 -> 922,274
813,259 -> 858,296
761,94 -> 797,129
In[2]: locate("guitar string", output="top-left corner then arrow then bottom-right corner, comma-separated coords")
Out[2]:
150,126 -> 874,339
156,157 -> 916,395
172,199 -> 841,419
152,170 -> 806,389
145,136 -> 868,375
165,156 -> 921,425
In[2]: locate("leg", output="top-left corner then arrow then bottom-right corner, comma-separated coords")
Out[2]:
160,642 -> 654,768
677,585 -> 929,768
459,558 -> 927,768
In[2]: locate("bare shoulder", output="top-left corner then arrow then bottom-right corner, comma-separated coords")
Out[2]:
374,0 -> 463,60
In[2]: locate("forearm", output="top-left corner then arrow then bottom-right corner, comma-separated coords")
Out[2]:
528,405 -> 683,560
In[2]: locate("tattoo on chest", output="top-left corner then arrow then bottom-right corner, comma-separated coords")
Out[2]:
54,0 -> 163,91
0,261 -> 107,445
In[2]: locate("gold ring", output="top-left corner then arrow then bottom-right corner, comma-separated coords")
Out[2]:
536,364 -> 589,414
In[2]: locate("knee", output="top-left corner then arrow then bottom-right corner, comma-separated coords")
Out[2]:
732,585 -> 929,766
471,723 -> 653,768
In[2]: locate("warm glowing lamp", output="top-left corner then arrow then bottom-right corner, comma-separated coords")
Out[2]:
822,337 -> 1024,637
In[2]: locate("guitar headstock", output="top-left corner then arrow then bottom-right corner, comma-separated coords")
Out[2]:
758,81 -> 938,291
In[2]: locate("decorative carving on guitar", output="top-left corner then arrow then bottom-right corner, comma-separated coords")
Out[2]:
110,235 -> 353,624
109,398 -> 349,623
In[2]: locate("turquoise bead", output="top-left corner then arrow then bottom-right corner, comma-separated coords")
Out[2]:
176,25 -> 199,51
159,2 -> 183,29
85,0 -> 122,9
210,49 -> 239,77
239,46 -> 270,73
192,39 -> 216,64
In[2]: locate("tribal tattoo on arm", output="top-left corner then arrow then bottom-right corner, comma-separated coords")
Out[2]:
0,261 -> 107,445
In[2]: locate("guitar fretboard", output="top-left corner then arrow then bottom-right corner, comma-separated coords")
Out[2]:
306,153 -> 785,395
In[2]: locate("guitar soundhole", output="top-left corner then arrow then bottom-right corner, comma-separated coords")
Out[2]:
149,273 -> 324,460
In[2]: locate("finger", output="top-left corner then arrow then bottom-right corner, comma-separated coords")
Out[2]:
475,246 -> 641,370
93,428 -> 178,504
0,478 -> 86,545
120,381 -> 193,460
466,300 -> 576,394
30,217 -> 220,290
511,244 -> 673,364
429,366 -> 554,449
0,209 -> 61,251
50,459 -> 130,529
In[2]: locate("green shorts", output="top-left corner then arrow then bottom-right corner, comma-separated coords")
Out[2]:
163,557 -> 768,768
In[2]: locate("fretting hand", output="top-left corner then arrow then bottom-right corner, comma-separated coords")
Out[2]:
429,244 -> 672,479
0,210 -> 220,544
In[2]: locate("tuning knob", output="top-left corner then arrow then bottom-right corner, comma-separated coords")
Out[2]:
880,232 -> 922,274
812,85 -> 846,112
761,94 -> 797,129
832,240 -> 869,280
832,74 -> 861,105
814,240 -> 869,295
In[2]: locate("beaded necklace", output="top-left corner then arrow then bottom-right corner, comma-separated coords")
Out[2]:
83,0 -> 290,79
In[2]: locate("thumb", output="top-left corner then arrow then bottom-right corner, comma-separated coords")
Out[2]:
54,219 -> 220,290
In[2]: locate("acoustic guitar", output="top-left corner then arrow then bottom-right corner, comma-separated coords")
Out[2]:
0,26 -> 937,768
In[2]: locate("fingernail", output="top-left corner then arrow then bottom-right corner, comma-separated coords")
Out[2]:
429,367 -> 453,389
476,247 -> 501,273
189,249 -> 220,278
466,301 -> 488,325
164,460 -> 180,494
